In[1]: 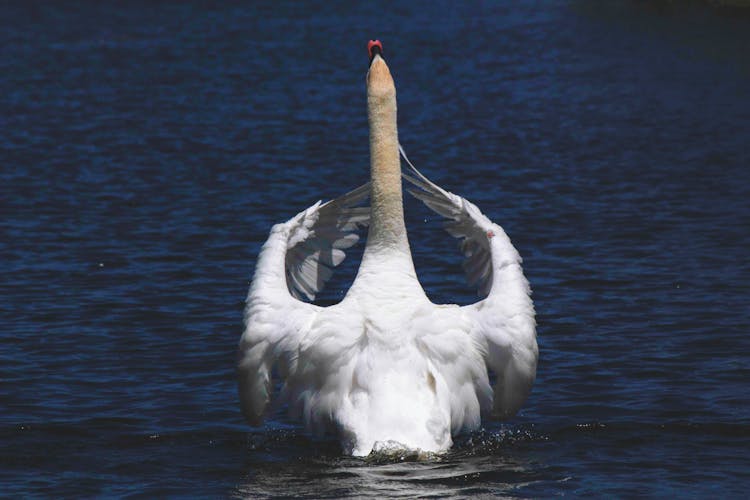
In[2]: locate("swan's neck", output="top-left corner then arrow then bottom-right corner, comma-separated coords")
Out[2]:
349,56 -> 422,299
365,59 -> 408,255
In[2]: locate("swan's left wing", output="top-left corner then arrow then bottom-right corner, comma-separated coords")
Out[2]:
401,146 -> 537,419
238,183 -> 370,425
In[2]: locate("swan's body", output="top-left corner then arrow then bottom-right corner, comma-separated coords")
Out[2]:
238,45 -> 537,456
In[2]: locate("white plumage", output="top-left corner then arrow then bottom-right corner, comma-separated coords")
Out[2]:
238,45 -> 537,456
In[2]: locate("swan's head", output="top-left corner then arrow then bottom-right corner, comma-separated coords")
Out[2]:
366,40 -> 395,100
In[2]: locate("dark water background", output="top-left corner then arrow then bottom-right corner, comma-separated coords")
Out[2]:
2,1 -> 750,497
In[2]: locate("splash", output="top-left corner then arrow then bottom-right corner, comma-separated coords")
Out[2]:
365,440 -> 441,463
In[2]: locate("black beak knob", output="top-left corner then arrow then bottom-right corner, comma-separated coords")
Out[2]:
368,40 -> 383,64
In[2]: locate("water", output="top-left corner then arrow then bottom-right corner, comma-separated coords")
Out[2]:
2,1 -> 749,497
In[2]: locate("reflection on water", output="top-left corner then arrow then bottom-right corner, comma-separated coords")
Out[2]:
232,419 -> 750,497
233,427 -> 554,498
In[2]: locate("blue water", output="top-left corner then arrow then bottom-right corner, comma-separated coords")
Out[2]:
2,1 -> 750,497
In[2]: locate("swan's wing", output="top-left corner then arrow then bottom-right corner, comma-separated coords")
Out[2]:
284,183 -> 371,301
401,147 -> 495,297
238,183 -> 370,425
401,146 -> 537,419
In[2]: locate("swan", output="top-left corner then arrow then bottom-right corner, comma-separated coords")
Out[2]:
238,40 -> 537,456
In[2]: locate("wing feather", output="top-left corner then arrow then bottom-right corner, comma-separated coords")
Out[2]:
284,184 -> 370,301
401,147 -> 495,297
400,145 -> 537,420
238,183 -> 370,424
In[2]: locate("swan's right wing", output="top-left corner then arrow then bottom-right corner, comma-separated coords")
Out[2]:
401,147 -> 537,420
238,184 -> 370,425
284,183 -> 371,301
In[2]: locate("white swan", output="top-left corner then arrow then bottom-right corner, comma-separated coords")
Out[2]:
238,41 -> 537,456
